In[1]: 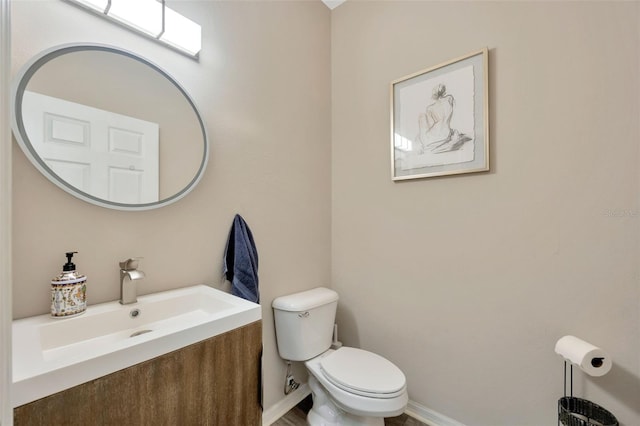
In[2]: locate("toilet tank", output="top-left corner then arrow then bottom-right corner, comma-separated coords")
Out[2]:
272,287 -> 338,361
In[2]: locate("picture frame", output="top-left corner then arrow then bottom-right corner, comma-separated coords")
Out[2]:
390,48 -> 489,181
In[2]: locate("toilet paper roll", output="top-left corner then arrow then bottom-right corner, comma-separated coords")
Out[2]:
554,335 -> 612,377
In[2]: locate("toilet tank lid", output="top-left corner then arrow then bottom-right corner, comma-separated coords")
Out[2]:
272,287 -> 338,312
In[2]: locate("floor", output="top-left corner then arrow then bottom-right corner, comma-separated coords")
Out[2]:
271,395 -> 427,426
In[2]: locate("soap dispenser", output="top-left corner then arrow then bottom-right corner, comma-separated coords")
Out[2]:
50,251 -> 87,317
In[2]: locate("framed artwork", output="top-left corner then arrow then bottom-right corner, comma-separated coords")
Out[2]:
390,48 -> 489,180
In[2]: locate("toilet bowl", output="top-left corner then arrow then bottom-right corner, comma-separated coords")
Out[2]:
306,348 -> 408,424
272,287 -> 409,426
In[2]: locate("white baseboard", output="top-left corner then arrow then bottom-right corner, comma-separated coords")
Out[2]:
262,383 -> 311,426
405,400 -> 466,426
262,388 -> 464,426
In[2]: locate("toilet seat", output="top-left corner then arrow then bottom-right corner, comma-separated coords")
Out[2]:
319,347 -> 406,399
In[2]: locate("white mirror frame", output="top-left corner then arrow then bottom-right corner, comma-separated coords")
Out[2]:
11,43 -> 209,211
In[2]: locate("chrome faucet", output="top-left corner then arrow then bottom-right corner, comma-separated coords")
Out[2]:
119,258 -> 145,305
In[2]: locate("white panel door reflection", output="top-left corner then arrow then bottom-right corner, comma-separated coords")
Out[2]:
22,90 -> 159,203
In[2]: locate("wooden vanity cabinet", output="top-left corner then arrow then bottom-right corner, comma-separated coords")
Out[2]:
14,320 -> 262,425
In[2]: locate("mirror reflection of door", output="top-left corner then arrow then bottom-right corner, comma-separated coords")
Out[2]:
12,45 -> 209,210
22,90 -> 159,203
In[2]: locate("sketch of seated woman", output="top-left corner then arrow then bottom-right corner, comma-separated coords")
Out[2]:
415,84 -> 471,154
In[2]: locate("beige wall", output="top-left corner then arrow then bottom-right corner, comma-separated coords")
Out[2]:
331,1 -> 640,425
11,0 -> 330,412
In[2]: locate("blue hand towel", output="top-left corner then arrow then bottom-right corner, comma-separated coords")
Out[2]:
223,214 -> 259,303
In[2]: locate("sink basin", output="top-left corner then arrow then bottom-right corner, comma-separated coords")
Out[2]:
12,285 -> 261,407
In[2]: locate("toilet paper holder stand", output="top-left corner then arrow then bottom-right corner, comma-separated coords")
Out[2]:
557,361 -> 618,426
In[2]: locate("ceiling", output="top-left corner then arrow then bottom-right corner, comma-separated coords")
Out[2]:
321,0 -> 346,10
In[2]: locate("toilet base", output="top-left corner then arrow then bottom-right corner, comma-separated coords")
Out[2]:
306,375 -> 385,426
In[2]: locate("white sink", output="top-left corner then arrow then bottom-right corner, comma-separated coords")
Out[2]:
12,285 -> 261,407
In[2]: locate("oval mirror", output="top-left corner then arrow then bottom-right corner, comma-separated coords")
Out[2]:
11,44 -> 208,211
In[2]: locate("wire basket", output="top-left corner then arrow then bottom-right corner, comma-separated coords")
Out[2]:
558,397 -> 619,426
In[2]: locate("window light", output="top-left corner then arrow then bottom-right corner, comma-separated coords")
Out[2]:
108,0 -> 164,37
72,0 -> 109,13
65,0 -> 202,58
160,7 -> 202,57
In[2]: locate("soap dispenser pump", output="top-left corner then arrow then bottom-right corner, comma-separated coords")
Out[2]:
50,251 -> 87,317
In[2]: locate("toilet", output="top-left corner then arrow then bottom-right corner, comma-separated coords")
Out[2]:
272,287 -> 408,426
